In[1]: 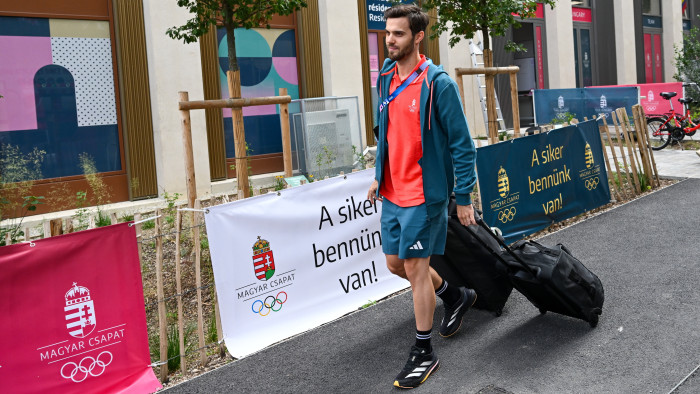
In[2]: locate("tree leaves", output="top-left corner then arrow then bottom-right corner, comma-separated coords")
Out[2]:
166,0 -> 307,44
674,27 -> 700,106
422,0 -> 557,51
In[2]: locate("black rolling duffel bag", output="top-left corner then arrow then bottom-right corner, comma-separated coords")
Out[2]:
429,198 -> 513,316
475,218 -> 604,327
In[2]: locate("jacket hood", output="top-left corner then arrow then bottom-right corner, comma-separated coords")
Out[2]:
379,57 -> 447,83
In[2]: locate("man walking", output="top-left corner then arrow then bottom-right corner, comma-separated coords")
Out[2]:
366,4 -> 478,389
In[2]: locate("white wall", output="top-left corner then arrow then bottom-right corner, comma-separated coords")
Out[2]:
438,28 -> 487,137
142,0 -> 211,198
318,0 -> 367,146
662,0 -> 684,82
614,0 -> 638,84
544,1 -> 575,89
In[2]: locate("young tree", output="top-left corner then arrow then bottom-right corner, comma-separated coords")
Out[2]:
421,0 -> 557,52
674,26 -> 700,109
167,0 -> 307,197
419,0 -> 556,141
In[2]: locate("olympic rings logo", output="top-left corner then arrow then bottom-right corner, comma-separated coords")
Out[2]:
60,351 -> 113,383
251,291 -> 288,316
498,207 -> 516,223
585,177 -> 600,190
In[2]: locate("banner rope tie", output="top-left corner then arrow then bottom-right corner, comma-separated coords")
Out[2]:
129,215 -> 161,227
177,208 -> 207,213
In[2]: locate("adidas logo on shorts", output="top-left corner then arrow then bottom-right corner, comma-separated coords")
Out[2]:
409,241 -> 424,250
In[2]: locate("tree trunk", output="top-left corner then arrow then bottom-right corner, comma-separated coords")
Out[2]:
223,4 -> 250,198
483,48 -> 498,143
480,0 -> 489,50
481,26 -> 490,51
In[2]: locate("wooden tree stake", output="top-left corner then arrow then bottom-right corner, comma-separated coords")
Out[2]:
174,210 -> 186,374
601,116 -> 628,200
597,121 -> 623,201
213,285 -> 226,358
279,88 -> 293,177
154,209 -> 168,380
630,106 -> 654,189
193,200 -> 207,366
133,213 -> 143,262
509,72 -> 520,138
610,111 -> 636,195
615,109 -> 642,194
42,221 -> 51,238
634,105 -> 661,188
50,219 -> 63,237
179,91 -> 197,208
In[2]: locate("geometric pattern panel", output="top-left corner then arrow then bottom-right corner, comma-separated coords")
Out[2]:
0,16 -> 121,181
0,36 -> 53,132
217,27 -> 299,159
51,36 -> 117,126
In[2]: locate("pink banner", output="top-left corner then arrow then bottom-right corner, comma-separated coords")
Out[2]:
572,7 -> 592,22
0,224 -> 161,394
592,82 -> 683,116
638,82 -> 683,116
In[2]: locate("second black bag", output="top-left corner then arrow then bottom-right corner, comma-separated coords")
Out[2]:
479,224 -> 605,327
430,198 -> 513,316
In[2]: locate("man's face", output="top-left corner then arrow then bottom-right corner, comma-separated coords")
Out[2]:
385,17 -> 422,62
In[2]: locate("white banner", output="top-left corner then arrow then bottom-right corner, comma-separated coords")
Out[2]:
205,170 -> 409,358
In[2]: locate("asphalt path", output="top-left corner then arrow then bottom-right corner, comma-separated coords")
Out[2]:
165,179 -> 700,394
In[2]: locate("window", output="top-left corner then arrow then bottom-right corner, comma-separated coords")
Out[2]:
642,0 -> 661,16
0,16 -> 122,180
571,0 -> 590,8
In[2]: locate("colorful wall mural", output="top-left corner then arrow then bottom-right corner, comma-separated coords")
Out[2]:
0,16 -> 121,180
217,27 -> 299,159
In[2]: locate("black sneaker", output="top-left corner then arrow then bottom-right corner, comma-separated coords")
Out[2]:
439,287 -> 477,337
393,346 -> 440,389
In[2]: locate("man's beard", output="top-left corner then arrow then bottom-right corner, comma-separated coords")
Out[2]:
388,43 -> 413,61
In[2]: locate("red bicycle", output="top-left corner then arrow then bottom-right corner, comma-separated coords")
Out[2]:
646,84 -> 700,150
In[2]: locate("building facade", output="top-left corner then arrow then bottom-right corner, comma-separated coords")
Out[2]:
0,0 -> 697,214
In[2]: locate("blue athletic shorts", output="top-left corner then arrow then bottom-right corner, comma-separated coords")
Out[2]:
380,198 -> 447,259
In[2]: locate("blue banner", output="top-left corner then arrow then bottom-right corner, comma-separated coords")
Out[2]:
366,0 -> 412,30
534,86 -> 638,125
476,120 -> 611,243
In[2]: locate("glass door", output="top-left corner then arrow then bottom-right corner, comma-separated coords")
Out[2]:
573,26 -> 593,87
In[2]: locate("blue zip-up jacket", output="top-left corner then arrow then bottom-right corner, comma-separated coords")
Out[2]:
374,57 -> 477,218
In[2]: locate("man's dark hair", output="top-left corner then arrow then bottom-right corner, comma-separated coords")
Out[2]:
384,4 -> 429,36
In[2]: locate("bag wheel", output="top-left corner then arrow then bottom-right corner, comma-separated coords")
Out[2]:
589,314 -> 599,328
538,308 -> 547,315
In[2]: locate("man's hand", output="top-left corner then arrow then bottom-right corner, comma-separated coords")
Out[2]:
367,180 -> 382,204
456,204 -> 475,227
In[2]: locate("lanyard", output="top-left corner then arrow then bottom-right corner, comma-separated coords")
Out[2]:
379,62 -> 428,113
